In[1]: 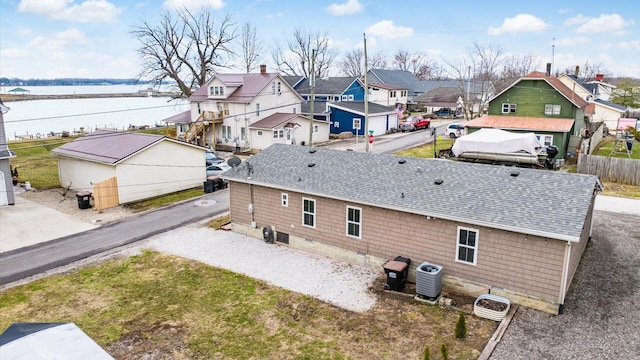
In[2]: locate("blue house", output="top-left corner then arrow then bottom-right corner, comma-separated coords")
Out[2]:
285,76 -> 365,102
327,101 -> 398,136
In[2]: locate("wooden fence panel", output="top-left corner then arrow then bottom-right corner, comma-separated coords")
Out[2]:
578,154 -> 640,185
93,177 -> 119,211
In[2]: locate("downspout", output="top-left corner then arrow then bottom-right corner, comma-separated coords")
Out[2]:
560,241 -> 572,311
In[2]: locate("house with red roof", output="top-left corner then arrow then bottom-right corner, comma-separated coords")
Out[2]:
183,65 -> 328,151
463,70 -> 590,158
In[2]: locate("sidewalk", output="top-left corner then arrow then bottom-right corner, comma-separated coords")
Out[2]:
594,195 -> 640,215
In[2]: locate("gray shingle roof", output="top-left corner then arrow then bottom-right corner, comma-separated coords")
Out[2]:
327,101 -> 394,115
294,77 -> 360,95
224,144 -> 600,242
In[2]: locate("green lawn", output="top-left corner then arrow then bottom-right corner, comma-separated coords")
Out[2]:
9,137 -> 73,189
593,137 -> 640,159
394,137 -> 455,158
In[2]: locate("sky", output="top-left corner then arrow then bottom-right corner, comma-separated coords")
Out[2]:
1,0 -> 639,80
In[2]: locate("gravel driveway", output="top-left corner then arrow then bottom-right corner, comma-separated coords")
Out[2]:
491,210 -> 640,359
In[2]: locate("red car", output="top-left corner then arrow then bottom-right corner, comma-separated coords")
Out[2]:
399,115 -> 431,132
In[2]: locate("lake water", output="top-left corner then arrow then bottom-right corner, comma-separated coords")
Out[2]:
1,85 -> 189,140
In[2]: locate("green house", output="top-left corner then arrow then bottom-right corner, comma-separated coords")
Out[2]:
464,71 -> 590,157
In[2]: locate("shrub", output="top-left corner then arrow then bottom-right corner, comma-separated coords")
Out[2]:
440,343 -> 449,360
455,311 -> 467,339
423,346 -> 430,360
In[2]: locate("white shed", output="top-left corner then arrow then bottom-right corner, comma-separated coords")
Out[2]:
52,130 -> 206,205
249,113 -> 330,149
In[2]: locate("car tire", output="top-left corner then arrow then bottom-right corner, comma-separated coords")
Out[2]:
449,133 -> 456,139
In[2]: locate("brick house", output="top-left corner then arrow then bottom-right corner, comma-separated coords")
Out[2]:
223,144 -> 602,314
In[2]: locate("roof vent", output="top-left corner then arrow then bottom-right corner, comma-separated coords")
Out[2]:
308,163 -> 315,167
398,159 -> 406,164
510,171 -> 520,177
434,179 -> 443,185
309,149 -> 317,154
401,192 -> 405,198
297,176 -> 302,182
416,167 -> 422,174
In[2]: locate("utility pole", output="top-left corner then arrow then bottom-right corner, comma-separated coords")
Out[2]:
363,33 -> 370,153
308,49 -> 316,147
551,37 -> 556,76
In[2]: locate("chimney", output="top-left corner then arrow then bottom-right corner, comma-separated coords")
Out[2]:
595,73 -> 604,82
260,64 -> 266,74
546,63 -> 551,76
574,65 -> 580,77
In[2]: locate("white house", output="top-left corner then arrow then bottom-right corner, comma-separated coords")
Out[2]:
367,83 -> 408,109
248,113 -> 330,149
52,130 -> 206,205
186,65 -> 310,151
558,74 -> 626,129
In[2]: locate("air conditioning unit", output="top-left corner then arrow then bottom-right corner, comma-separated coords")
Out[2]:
415,262 -> 443,299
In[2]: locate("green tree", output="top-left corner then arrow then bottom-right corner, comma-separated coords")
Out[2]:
455,311 -> 467,339
440,343 -> 449,360
610,77 -> 640,108
423,345 -> 430,360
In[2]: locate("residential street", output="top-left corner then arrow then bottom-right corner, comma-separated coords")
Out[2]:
0,190 -> 229,285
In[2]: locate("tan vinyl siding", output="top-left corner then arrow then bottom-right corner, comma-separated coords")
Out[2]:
229,184 -> 567,302
564,194 -> 596,298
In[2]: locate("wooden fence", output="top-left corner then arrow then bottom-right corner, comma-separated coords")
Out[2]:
577,154 -> 640,185
93,176 -> 119,210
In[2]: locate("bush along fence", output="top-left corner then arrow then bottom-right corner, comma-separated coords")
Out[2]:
578,154 -> 640,185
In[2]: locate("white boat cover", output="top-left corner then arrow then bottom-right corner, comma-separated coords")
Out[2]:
452,128 -> 543,157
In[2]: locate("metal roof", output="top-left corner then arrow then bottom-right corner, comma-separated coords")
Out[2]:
465,116 -> 575,132
223,144 -> 599,242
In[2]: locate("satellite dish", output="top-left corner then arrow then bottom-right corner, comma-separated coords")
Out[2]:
227,157 -> 242,168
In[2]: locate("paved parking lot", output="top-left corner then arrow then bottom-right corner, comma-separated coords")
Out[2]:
491,209 -> 640,359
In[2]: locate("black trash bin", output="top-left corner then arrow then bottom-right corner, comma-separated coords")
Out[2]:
382,256 -> 412,291
75,191 -> 92,210
203,180 -> 215,193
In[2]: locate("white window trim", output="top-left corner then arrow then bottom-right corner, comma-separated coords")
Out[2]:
502,103 -> 517,114
257,130 -> 263,136
455,226 -> 478,265
536,134 -> 554,147
281,193 -> 288,207
347,94 -> 354,101
544,104 -> 561,115
346,206 -> 362,239
302,197 -> 316,228
313,125 -> 319,133
341,95 -> 348,101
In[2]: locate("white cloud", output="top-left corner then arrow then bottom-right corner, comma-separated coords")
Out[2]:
487,14 -> 547,35
574,14 -> 634,35
556,36 -> 590,47
327,37 -> 352,50
326,0 -> 363,16
163,0 -> 225,10
33,28 -> 90,50
619,40 -> 640,51
0,48 -> 29,59
18,0 -> 122,22
563,14 -> 589,26
265,12 -> 284,20
365,20 -> 412,40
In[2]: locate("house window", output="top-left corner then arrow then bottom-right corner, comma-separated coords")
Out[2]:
544,104 -> 561,115
341,95 -> 348,101
348,94 -> 354,101
240,127 -> 246,141
334,121 -> 340,128
273,129 -> 284,139
271,82 -> 276,94
293,107 -> 297,114
257,130 -> 263,136
353,118 -> 361,130
256,103 -> 260,116
346,206 -> 361,238
210,86 -> 224,96
502,103 -> 517,113
402,90 -> 407,97
277,82 -> 281,93
456,226 -> 478,265
335,96 -> 341,101
222,125 -> 231,139
313,125 -> 319,133
390,91 -> 396,97
281,193 -> 288,207
536,134 -> 554,147
302,198 -> 315,228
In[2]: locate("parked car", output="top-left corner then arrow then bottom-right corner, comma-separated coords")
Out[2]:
206,163 -> 231,177
206,151 -> 224,166
446,123 -> 465,138
399,115 -> 431,132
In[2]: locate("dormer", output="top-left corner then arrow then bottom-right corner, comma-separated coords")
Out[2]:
209,85 -> 226,97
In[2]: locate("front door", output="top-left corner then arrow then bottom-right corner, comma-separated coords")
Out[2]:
285,128 -> 292,145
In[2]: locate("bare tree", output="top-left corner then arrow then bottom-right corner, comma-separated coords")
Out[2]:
561,60 -> 608,81
270,28 -> 338,78
392,50 -> 411,71
369,51 -> 389,69
443,41 -> 504,120
338,49 -> 364,76
239,22 -> 262,73
494,53 -> 542,93
131,8 -> 236,98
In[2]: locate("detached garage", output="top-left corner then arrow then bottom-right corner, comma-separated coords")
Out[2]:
327,101 -> 398,136
52,130 -> 206,207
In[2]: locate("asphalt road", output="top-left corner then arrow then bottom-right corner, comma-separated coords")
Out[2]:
0,190 -> 230,285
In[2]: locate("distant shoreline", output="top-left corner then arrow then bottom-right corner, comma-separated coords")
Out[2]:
1,91 -> 180,102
